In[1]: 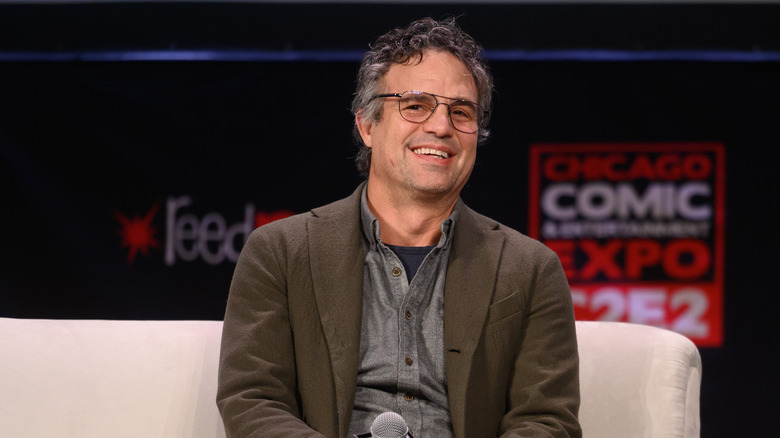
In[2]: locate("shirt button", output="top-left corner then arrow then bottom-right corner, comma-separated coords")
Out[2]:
405,357 -> 413,366
404,393 -> 414,402
392,267 -> 402,276
405,310 -> 412,319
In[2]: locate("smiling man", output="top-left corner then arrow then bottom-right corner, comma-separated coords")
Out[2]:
357,51 -> 479,247
217,17 -> 581,438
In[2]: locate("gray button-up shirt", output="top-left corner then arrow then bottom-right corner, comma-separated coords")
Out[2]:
349,188 -> 459,438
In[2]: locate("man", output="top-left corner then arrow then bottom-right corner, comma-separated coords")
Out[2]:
217,17 -> 581,438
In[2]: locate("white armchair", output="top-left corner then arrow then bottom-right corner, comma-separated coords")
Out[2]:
0,318 -> 700,437
0,318 -> 225,438
576,321 -> 702,438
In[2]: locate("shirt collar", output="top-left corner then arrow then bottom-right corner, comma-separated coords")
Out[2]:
359,185 -> 460,251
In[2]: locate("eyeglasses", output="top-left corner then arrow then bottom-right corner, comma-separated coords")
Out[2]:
370,90 -> 487,134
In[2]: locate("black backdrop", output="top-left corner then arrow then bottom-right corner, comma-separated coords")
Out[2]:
2,2 -> 780,436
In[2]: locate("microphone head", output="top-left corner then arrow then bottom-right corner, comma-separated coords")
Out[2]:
370,411 -> 409,438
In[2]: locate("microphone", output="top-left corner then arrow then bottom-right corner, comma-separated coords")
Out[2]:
371,412 -> 409,438
353,411 -> 414,438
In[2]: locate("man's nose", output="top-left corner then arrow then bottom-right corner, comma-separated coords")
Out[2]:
424,102 -> 455,134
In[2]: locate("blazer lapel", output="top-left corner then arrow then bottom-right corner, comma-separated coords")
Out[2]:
307,185 -> 366,436
444,205 -> 504,436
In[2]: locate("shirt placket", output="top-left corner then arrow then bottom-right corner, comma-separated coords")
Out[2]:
377,245 -> 420,432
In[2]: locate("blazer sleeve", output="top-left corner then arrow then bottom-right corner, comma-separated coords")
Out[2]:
216,224 -> 328,438
501,248 -> 581,438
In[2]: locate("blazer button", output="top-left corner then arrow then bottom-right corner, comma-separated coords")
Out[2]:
404,394 -> 414,402
405,357 -> 413,366
392,267 -> 402,276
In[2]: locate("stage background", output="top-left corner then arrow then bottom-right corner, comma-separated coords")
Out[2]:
2,2 -> 779,436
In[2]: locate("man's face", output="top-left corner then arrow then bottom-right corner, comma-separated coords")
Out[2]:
357,50 -> 480,204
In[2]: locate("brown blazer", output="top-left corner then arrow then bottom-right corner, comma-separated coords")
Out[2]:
217,184 -> 581,438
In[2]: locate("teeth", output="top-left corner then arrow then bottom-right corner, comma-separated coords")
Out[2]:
413,147 -> 450,159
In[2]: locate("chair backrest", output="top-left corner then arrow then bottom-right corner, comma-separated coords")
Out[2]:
0,318 -> 700,438
576,321 -> 702,438
0,318 -> 226,438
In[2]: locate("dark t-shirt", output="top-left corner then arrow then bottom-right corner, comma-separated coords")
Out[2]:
385,244 -> 436,283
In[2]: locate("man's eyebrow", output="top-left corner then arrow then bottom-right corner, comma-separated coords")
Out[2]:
430,92 -> 478,103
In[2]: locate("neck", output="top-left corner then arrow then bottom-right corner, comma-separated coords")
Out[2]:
365,180 -> 458,247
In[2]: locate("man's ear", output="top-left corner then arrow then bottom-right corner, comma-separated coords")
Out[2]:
355,112 -> 374,148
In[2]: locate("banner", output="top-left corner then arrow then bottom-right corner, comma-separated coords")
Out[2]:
529,143 -> 725,346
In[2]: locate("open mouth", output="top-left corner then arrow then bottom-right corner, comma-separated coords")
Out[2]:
413,147 -> 450,159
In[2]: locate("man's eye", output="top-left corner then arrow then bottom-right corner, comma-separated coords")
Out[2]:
451,107 -> 475,120
403,103 -> 431,113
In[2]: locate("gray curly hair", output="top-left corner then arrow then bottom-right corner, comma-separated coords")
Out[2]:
351,17 -> 494,178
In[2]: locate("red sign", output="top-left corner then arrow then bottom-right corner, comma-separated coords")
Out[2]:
529,143 -> 725,347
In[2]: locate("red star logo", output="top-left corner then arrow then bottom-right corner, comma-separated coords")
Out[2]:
114,202 -> 162,266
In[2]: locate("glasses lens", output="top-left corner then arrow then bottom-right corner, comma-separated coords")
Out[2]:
449,101 -> 480,133
397,91 -> 481,133
398,92 -> 436,123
